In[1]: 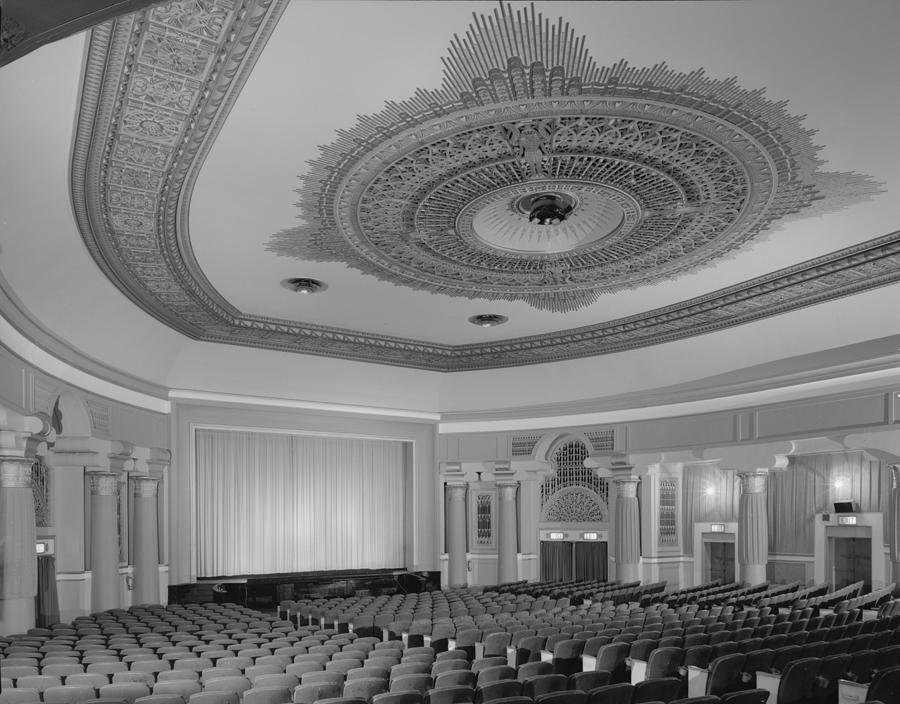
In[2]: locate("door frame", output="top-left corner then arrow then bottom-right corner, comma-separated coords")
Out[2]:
693,521 -> 738,586
814,512 -> 885,590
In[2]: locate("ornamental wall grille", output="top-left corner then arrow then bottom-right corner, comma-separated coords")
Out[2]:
541,439 -> 609,520
658,477 -> 679,547
32,459 -> 50,528
469,488 -> 497,551
511,434 -> 542,457
542,486 -> 606,523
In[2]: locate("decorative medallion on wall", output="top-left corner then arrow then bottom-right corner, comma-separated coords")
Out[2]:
68,0 -> 892,371
269,3 -> 875,312
542,486 -> 606,523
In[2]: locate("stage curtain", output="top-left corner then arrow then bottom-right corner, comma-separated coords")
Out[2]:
540,540 -> 572,581
574,541 -> 607,581
195,429 -> 405,576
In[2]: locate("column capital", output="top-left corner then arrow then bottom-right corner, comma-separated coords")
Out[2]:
497,481 -> 519,501
737,470 -> 768,494
88,471 -> 119,496
446,482 -> 468,501
614,475 -> 641,498
0,459 -> 33,488
132,476 -> 160,498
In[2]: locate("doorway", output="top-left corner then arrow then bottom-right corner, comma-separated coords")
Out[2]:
540,540 -> 608,581
831,537 -> 871,592
705,541 -> 735,584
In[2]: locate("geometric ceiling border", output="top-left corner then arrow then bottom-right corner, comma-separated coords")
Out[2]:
68,1 -> 898,372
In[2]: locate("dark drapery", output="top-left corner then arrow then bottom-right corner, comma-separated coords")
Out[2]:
35,554 -> 59,627
540,540 -> 573,581
574,541 -> 607,581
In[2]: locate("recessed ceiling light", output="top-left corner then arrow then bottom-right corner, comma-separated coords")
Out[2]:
281,277 -> 327,295
468,313 -> 508,328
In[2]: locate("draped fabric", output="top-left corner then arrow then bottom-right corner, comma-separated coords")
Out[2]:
195,429 -> 406,576
768,451 -> 890,554
540,540 -> 572,581
682,465 -> 739,555
35,554 -> 59,628
574,541 -> 607,581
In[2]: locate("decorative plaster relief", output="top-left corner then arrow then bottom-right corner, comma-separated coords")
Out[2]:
69,1 -> 890,371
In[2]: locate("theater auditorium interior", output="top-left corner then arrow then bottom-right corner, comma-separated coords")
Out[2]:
1,0 -> 900,702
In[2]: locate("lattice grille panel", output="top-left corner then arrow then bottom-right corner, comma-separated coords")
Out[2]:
658,478 -> 679,547
476,493 -> 493,545
32,459 -> 50,527
542,439 -> 608,509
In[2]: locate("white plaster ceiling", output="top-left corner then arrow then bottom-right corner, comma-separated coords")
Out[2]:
189,0 -> 899,343
1,0 -> 899,415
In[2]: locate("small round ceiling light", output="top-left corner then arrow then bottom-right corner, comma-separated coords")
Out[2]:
281,277 -> 327,295
468,313 -> 508,328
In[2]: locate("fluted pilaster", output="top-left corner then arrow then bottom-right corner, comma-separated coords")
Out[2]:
614,475 -> 641,583
737,470 -> 768,585
446,482 -> 468,588
89,471 -> 120,611
132,476 -> 160,604
497,481 -> 519,584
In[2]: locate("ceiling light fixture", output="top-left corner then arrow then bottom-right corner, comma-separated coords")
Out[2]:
520,192 -> 575,225
469,314 -> 508,328
281,277 -> 326,295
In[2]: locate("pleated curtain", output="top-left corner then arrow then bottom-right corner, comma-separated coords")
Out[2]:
540,540 -> 573,581
195,429 -> 405,576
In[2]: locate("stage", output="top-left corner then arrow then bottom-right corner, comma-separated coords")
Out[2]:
168,568 -> 441,607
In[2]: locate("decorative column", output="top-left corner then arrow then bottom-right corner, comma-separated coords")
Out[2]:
737,470 -> 769,585
613,475 -> 642,583
446,482 -> 468,588
889,465 -> 900,587
88,471 -> 121,611
496,481 -> 519,584
132,476 -> 160,604
1,457 -> 38,632
0,410 -> 51,634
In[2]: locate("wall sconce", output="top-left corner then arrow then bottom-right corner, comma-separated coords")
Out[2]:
704,486 -> 716,497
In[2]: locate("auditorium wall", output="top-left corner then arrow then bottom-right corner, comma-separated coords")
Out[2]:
438,384 -> 900,588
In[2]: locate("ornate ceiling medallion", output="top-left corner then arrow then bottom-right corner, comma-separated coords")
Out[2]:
269,3 -> 845,313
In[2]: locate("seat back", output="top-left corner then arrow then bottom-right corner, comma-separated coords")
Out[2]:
775,657 -> 821,704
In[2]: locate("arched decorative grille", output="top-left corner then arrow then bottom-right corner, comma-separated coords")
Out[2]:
32,458 -> 50,527
541,439 -> 609,509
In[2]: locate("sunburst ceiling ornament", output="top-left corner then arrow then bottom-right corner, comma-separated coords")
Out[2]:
268,2 -> 853,313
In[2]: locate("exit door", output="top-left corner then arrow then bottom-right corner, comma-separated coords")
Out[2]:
705,541 -> 735,584
832,537 -> 871,592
